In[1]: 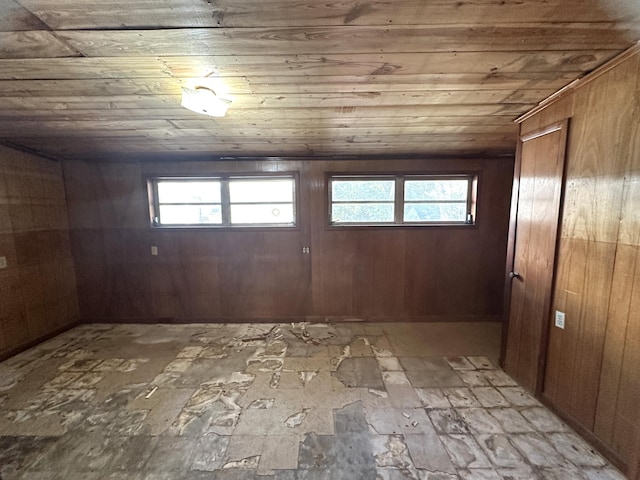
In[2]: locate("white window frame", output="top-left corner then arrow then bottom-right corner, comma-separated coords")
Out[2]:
328,174 -> 477,226
148,174 -> 298,228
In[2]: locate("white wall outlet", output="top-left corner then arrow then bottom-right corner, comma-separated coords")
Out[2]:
0,256 -> 7,269
555,310 -> 566,329
151,246 -> 158,256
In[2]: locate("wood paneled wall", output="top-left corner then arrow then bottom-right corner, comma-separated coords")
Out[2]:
63,157 -> 513,323
0,145 -> 79,358
519,48 -> 640,472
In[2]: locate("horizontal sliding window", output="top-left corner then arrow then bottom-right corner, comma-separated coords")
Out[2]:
403,178 -> 470,223
229,178 -> 295,225
156,180 -> 222,225
329,174 -> 476,226
149,175 -> 296,227
331,178 -> 396,223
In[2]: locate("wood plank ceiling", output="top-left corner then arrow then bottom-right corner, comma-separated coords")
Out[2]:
0,0 -> 639,160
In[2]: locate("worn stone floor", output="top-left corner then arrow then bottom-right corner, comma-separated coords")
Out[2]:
0,322 -> 627,480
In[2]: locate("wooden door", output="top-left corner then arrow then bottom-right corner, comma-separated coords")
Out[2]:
502,120 -> 569,392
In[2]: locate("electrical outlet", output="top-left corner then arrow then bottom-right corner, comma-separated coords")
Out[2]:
0,256 -> 7,269
151,246 -> 158,256
555,310 -> 565,329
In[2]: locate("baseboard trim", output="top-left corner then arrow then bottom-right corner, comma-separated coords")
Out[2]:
0,320 -> 81,363
80,315 -> 502,324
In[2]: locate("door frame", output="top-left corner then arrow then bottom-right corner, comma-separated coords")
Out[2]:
500,119 -> 570,395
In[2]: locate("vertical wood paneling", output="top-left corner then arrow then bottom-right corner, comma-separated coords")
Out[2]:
64,157 -> 513,323
403,229 -> 488,316
520,48 -> 640,471
311,229 -> 356,316
593,244 -> 637,442
65,161 -> 146,228
217,233 -> 311,318
618,175 -> 640,246
571,241 -> 616,427
608,57 -> 640,459
634,427 -> 640,480
351,231 -> 406,317
611,246 -> 640,461
0,145 -> 79,358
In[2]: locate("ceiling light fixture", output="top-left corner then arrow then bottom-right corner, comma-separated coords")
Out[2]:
181,86 -> 232,117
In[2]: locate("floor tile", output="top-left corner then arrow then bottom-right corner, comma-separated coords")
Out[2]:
415,388 -> 451,409
0,322 -> 626,480
488,409 -> 536,434
439,434 -> 492,469
520,407 -> 569,433
509,433 -> 567,468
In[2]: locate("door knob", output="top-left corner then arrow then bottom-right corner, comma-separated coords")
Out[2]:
509,271 -> 521,279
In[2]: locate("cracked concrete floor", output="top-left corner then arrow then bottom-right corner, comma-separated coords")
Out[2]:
0,322 -> 626,479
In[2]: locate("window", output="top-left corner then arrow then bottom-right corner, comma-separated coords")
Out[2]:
149,175 -> 296,227
403,178 -> 471,223
155,179 -> 222,225
331,177 -> 396,223
329,174 -> 476,226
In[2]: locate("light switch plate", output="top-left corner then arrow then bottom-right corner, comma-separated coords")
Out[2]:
151,246 -> 158,256
0,256 -> 7,269
555,310 -> 565,329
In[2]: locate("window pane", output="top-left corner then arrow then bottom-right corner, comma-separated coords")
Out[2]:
404,179 -> 468,201
157,180 -> 221,203
332,203 -> 394,223
159,205 -> 222,224
229,178 -> 294,203
332,180 -> 395,201
403,203 -> 467,222
230,203 -> 294,224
